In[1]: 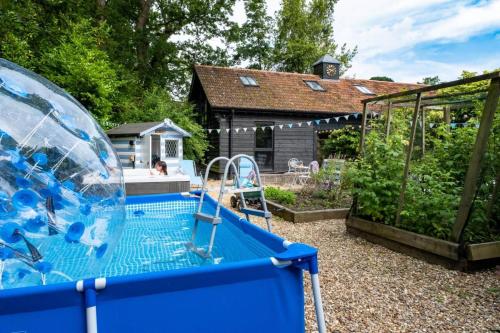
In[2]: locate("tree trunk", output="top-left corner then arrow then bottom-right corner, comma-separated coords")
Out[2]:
136,0 -> 153,80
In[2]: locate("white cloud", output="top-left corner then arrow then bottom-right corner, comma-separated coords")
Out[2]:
334,0 -> 500,82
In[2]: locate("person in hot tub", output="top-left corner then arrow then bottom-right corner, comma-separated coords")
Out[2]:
150,161 -> 168,176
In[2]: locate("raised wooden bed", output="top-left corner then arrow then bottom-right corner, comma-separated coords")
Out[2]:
346,216 -> 500,270
266,200 -> 349,223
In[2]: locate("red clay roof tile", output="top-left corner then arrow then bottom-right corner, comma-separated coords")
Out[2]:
194,65 -> 424,114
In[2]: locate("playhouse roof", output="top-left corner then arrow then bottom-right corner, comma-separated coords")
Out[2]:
107,119 -> 191,137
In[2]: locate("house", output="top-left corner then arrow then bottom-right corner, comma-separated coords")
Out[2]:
188,55 -> 422,173
107,118 -> 191,170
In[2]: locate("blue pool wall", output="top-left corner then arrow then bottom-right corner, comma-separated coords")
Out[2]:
0,192 -> 308,333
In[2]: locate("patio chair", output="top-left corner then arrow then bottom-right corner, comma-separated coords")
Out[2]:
230,157 -> 261,209
179,160 -> 204,188
298,161 -> 320,185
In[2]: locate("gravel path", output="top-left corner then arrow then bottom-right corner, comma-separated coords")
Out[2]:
208,182 -> 499,332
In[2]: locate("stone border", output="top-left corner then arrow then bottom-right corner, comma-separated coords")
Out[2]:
266,200 -> 349,223
346,215 -> 500,270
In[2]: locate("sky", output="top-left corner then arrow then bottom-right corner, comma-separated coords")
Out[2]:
231,0 -> 500,83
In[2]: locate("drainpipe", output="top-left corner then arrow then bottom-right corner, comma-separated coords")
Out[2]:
229,109 -> 234,158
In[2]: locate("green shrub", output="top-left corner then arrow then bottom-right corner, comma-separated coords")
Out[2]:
264,186 -> 296,205
347,96 -> 500,243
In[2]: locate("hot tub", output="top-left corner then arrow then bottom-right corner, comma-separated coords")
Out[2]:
123,168 -> 191,194
0,192 -> 325,333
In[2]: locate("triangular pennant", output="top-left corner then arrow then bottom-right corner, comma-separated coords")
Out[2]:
208,129 -> 212,134
475,124 -> 480,128
354,113 -> 359,119
334,117 -> 340,122
343,115 -> 349,120
216,129 -> 221,134
235,128 -> 240,133
226,128 -> 230,133
297,122 -> 302,127
252,127 -> 257,132
450,123 -> 457,129
325,118 -> 331,124
288,123 -> 293,128
307,121 -> 312,126
243,128 -> 248,132
315,120 -> 321,125
270,126 -> 274,130
279,124 -> 284,130
429,123 -> 435,128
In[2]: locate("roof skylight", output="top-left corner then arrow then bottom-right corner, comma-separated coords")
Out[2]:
304,80 -> 325,91
354,85 -> 375,95
240,76 -> 258,86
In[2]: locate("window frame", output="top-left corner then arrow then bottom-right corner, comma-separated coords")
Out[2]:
354,85 -> 375,95
254,121 -> 274,171
239,76 -> 259,87
304,80 -> 325,91
164,139 -> 179,158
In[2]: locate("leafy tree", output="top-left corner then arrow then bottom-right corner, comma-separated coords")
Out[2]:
230,0 -> 273,69
370,76 -> 394,82
274,0 -> 356,73
116,88 -> 208,161
321,128 -> 360,158
421,76 -> 441,85
38,20 -> 122,123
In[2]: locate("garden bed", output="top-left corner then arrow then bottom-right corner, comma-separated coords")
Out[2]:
263,186 -> 351,223
346,215 -> 500,270
267,200 -> 349,223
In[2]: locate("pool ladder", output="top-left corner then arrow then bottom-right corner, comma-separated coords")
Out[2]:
187,154 -> 272,258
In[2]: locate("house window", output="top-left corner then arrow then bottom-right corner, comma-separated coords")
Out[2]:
304,80 -> 325,91
354,85 -> 375,95
164,139 -> 178,158
240,76 -> 258,86
255,122 -> 274,171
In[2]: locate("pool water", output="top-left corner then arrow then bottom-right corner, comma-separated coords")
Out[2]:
103,198 -> 275,277
1,197 -> 275,288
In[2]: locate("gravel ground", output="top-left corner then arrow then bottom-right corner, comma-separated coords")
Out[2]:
207,181 -> 500,332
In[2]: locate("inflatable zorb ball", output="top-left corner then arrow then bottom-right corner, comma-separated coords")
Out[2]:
0,59 -> 125,288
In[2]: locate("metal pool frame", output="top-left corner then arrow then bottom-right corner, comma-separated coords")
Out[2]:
0,192 -> 326,333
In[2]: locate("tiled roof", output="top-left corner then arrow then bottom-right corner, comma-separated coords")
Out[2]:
193,65 -> 424,114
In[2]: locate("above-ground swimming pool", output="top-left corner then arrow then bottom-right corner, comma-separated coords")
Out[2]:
0,192 -> 325,333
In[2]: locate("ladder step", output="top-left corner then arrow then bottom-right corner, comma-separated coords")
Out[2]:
225,187 -> 263,194
194,212 -> 222,224
240,207 -> 272,218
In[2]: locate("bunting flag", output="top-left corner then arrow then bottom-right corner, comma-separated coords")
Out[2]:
450,123 -> 457,129
429,123 -> 435,128
198,112 -> 370,134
